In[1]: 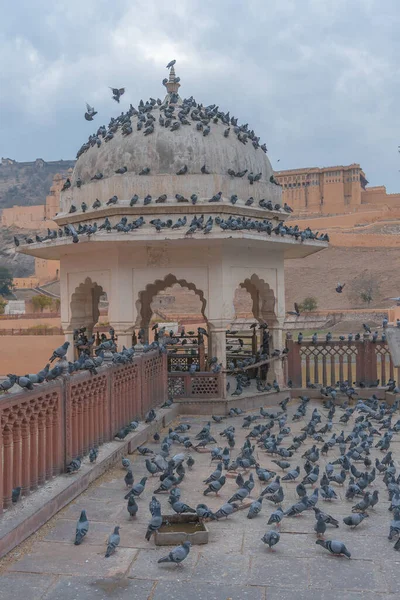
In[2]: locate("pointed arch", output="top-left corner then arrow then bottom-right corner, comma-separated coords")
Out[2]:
69,276 -> 106,330
135,273 -> 207,328
239,274 -> 277,324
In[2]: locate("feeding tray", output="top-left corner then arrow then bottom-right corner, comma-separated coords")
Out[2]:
154,514 -> 209,546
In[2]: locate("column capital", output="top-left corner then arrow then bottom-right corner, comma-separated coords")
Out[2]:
207,319 -> 231,330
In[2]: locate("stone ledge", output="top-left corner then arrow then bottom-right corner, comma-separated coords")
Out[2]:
175,389 -> 290,415
0,403 -> 179,560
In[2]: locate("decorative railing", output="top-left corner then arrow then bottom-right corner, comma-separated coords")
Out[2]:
0,350 -> 167,512
168,371 -> 222,399
286,335 -> 399,388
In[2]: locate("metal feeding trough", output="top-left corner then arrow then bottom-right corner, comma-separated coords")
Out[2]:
154,514 -> 209,546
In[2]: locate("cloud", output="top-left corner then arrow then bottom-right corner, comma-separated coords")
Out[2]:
0,0 -> 400,190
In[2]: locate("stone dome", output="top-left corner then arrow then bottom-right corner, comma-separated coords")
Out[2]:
73,109 -> 273,184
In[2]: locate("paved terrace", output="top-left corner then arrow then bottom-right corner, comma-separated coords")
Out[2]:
1,397 -> 399,600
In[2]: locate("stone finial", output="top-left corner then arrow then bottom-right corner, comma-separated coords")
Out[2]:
164,65 -> 181,104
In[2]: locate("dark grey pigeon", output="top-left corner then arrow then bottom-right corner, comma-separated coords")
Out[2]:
343,513 -> 369,528
145,505 -> 162,540
158,541 -> 191,565
214,502 -> 239,519
247,496 -> 263,519
314,514 -> 327,537
74,510 -> 89,545
105,526 -> 120,557
316,539 -> 351,558
261,530 -> 280,550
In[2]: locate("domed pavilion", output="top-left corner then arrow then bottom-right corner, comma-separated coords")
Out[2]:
19,65 -> 327,386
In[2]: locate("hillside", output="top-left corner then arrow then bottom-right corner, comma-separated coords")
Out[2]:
0,158 -> 75,209
285,246 -> 400,311
0,227 -> 35,277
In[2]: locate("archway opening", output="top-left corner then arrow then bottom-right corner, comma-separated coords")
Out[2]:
136,274 -> 207,372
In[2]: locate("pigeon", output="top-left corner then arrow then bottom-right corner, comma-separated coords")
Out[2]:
203,476 -> 226,496
170,500 -> 196,514
115,166 -> 127,174
267,507 -> 284,526
176,165 -> 188,175
343,513 -> 369,528
49,341 -> 70,362
12,487 -> 21,503
313,507 -> 339,528
145,509 -> 162,541
66,457 -> 81,474
214,502 -> 239,519
105,526 -> 121,557
196,504 -> 215,520
124,470 -> 134,488
315,514 -> 327,537
127,495 -> 139,518
247,496 -> 263,519
110,87 -> 125,102
315,539 -> 351,558
122,457 -> 131,470
89,447 -> 98,463
158,541 -> 191,566
166,59 -> 176,69
261,530 -> 280,550
74,510 -> 89,545
124,477 -> 147,499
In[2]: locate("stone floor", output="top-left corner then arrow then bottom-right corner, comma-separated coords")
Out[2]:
1,397 -> 400,600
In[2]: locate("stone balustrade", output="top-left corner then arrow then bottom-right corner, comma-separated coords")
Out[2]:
286,335 -> 398,388
0,350 -> 167,512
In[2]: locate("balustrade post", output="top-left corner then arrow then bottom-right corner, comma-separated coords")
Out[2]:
286,337 -> 302,387
45,411 -> 53,480
21,420 -> 30,495
363,336 -> 378,384
82,397 -> 89,455
29,416 -> 38,491
52,409 -> 62,475
37,414 -> 46,485
3,427 -> 13,508
13,422 -> 22,491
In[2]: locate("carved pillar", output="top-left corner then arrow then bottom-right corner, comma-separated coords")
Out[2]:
270,318 -> 286,386
13,422 -> 22,491
30,416 -> 38,490
21,420 -> 30,495
88,394 -> 95,451
37,413 -> 46,485
208,319 -> 230,399
45,411 -> 53,480
3,427 -> 13,508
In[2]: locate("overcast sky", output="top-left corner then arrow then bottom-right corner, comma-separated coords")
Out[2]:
1,0 -> 400,190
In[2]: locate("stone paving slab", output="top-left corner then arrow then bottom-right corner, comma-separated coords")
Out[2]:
8,541 -> 138,577
151,580 -> 267,600
0,573 -> 57,600
42,576 -> 155,600
249,556 -> 309,588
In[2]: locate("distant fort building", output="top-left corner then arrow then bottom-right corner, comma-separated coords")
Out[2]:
275,163 -> 400,215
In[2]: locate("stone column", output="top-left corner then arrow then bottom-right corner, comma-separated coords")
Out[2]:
208,319 -> 230,399
270,318 -> 286,386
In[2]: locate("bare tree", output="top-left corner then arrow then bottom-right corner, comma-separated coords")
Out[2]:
349,271 -> 379,308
